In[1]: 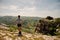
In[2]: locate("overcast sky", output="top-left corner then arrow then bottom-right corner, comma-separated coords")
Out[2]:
0,0 -> 60,17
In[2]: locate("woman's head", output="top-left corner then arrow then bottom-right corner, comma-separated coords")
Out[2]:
18,15 -> 20,18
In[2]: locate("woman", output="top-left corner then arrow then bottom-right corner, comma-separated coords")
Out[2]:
16,15 -> 22,36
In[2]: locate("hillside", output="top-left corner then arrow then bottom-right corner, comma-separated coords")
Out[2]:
0,16 -> 41,25
0,25 -> 60,40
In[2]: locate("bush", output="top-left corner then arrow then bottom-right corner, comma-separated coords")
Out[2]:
9,25 -> 17,32
46,16 -> 53,20
55,18 -> 60,24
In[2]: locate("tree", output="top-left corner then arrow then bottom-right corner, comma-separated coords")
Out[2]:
46,16 -> 53,20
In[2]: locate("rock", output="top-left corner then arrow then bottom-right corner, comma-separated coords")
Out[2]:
4,36 -> 12,40
0,25 -> 60,40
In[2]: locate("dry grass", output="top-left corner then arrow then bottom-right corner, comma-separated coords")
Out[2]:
0,28 -> 60,40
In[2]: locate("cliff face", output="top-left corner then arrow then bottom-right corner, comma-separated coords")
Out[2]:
0,25 -> 60,40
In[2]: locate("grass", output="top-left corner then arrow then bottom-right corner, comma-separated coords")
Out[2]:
7,25 -> 60,36
22,26 -> 35,34
9,25 -> 18,32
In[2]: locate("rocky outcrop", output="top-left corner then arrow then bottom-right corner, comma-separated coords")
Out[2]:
0,27 -> 60,40
35,19 -> 60,35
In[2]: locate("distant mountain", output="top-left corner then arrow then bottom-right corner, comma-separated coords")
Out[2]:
0,16 -> 42,25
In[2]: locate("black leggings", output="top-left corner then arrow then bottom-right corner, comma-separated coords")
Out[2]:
17,24 -> 22,27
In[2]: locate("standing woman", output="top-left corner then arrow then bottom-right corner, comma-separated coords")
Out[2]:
16,15 -> 22,36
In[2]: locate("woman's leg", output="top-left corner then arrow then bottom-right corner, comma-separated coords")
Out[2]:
18,27 -> 22,35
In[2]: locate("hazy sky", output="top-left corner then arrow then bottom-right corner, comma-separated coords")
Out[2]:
0,0 -> 60,17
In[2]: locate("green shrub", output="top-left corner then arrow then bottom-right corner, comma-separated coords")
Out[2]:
9,25 -> 17,32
